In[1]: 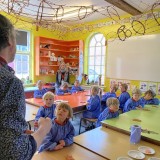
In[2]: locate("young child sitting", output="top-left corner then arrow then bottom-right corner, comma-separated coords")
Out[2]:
83,85 -> 101,119
34,80 -> 48,98
56,82 -> 72,95
118,83 -> 130,111
38,102 -> 75,152
34,91 -> 56,128
71,80 -> 84,93
96,97 -> 119,127
101,84 -> 118,112
140,89 -> 159,105
123,88 -> 144,113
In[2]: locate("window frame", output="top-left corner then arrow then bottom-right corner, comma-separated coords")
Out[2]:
88,33 -> 106,85
14,29 -> 32,83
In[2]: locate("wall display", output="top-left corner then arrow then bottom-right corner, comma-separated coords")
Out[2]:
140,82 -> 148,92
148,82 -> 157,94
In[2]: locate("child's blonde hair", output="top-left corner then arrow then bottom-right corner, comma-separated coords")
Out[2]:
110,84 -> 118,92
121,83 -> 128,91
90,85 -> 100,93
36,80 -> 44,86
132,88 -> 142,96
56,102 -> 73,118
107,97 -> 120,109
42,91 -> 54,100
74,80 -> 79,84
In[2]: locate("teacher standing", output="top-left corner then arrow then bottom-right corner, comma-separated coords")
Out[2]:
0,14 -> 51,160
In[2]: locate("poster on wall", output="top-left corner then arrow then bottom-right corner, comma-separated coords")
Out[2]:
148,82 -> 157,94
140,81 -> 148,92
123,80 -> 131,90
158,83 -> 160,95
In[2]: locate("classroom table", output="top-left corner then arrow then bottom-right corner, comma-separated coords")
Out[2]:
25,90 -> 90,114
24,84 -> 55,98
32,143 -> 107,160
74,127 -> 160,160
25,103 -> 39,122
101,105 -> 160,145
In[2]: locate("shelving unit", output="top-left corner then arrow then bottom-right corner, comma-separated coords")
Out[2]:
35,37 -> 84,76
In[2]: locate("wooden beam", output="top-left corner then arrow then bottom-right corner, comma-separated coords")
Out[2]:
104,0 -> 142,16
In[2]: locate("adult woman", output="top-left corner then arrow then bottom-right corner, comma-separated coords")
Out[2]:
56,62 -> 70,88
0,14 -> 51,160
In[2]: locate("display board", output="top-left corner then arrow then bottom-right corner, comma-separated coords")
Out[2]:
107,34 -> 160,82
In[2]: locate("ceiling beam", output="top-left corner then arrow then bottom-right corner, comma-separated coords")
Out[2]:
104,0 -> 142,16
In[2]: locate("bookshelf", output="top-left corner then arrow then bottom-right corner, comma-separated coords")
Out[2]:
35,37 -> 84,77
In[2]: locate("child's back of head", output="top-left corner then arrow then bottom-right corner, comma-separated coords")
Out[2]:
110,84 -> 118,93
74,80 -> 80,87
37,80 -> 44,90
107,97 -> 119,112
90,85 -> 101,96
120,83 -> 128,92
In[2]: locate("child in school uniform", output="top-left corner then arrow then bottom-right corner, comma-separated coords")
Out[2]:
34,91 -> 56,128
118,83 -> 130,111
123,88 -> 144,113
96,97 -> 119,127
38,102 -> 75,152
34,80 -> 48,98
56,82 -> 72,95
71,80 -> 84,93
101,84 -> 118,112
140,89 -> 159,105
83,85 -> 101,119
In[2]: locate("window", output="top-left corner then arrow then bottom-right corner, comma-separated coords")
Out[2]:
88,33 -> 106,85
9,30 -> 31,83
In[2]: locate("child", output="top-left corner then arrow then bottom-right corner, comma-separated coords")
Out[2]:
34,92 -> 56,128
101,84 -> 118,112
96,97 -> 119,127
34,80 -> 48,98
140,89 -> 159,105
56,82 -> 72,95
83,85 -> 101,119
38,102 -> 75,152
71,80 -> 84,93
118,83 -> 130,111
123,88 -> 144,113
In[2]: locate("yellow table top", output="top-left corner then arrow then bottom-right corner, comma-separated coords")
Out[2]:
32,143 -> 107,160
74,127 -> 160,160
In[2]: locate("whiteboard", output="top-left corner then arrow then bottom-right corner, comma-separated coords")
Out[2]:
107,34 -> 160,82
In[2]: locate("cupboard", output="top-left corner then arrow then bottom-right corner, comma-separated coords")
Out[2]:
35,37 -> 84,77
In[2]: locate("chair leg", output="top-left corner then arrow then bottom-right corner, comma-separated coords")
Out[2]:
27,122 -> 31,130
79,118 -> 83,134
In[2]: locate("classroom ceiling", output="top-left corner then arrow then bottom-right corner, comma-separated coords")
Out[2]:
0,0 -> 160,27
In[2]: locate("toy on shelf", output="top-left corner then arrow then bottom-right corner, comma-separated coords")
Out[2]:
50,52 -> 57,61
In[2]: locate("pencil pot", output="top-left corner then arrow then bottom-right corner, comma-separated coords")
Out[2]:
130,125 -> 141,144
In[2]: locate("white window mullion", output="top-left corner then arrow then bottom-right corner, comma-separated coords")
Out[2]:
88,33 -> 106,85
